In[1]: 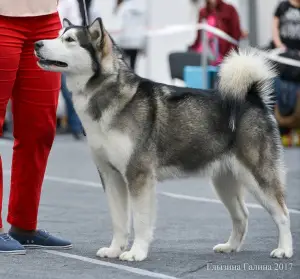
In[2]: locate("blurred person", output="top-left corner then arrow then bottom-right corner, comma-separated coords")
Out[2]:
272,0 -> 300,51
272,0 -> 300,142
58,0 -> 84,140
169,0 -> 247,84
114,0 -> 147,71
0,0 -> 72,254
189,0 -> 247,64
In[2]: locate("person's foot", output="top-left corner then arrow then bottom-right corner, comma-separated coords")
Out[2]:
0,233 -> 26,255
9,229 -> 72,250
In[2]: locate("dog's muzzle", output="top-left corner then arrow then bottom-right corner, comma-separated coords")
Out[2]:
34,41 -> 68,68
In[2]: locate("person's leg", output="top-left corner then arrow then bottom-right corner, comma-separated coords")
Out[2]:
6,13 -> 72,249
122,49 -> 138,71
0,15 -> 24,231
60,74 -> 83,139
0,15 -> 26,254
126,49 -> 138,71
129,49 -> 138,71
122,49 -> 130,68
0,158 -> 3,233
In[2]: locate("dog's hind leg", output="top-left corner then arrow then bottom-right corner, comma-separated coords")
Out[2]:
237,122 -> 293,258
95,162 -> 130,259
212,168 -> 249,253
119,168 -> 156,262
240,164 -> 293,259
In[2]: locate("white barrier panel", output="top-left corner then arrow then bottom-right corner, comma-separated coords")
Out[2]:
109,23 -> 238,44
147,23 -> 239,45
259,49 -> 300,68
109,23 -> 300,68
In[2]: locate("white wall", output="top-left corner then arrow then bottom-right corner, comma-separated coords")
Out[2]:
145,0 -> 196,82
256,0 -> 282,46
226,0 -> 248,30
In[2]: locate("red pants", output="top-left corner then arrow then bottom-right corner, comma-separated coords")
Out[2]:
0,13 -> 61,230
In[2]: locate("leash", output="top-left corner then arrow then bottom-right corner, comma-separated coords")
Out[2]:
82,0 -> 89,26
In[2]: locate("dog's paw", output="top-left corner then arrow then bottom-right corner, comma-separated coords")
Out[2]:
96,247 -> 123,258
119,248 -> 148,262
213,243 -> 237,253
270,248 -> 293,259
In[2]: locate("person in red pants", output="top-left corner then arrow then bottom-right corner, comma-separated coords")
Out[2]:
0,1 -> 72,254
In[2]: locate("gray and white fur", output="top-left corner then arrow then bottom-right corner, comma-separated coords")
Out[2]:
34,18 -> 293,261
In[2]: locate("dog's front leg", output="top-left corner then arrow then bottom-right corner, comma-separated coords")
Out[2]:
95,161 -> 130,259
119,169 -> 156,262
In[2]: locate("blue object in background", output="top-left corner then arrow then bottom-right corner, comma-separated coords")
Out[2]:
61,74 -> 83,136
183,66 -> 219,89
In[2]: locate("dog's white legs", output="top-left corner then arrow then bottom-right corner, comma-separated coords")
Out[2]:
242,172 -> 293,259
251,193 -> 292,259
212,170 -> 249,253
269,204 -> 293,259
120,171 -> 156,262
95,163 -> 130,259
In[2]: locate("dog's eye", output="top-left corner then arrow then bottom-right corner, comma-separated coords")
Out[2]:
65,37 -> 75,43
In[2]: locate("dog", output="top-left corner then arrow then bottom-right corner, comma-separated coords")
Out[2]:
34,18 -> 293,261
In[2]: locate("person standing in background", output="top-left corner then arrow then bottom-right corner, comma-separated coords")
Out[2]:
169,0 -> 247,85
0,0 -> 72,254
189,0 -> 247,64
58,0 -> 84,140
272,0 -> 300,51
114,0 -> 147,71
272,0 -> 300,143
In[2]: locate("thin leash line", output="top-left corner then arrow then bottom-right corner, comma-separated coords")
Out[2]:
82,0 -> 89,26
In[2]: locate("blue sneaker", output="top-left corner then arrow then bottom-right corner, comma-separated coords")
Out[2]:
0,233 -> 26,255
9,229 -> 72,250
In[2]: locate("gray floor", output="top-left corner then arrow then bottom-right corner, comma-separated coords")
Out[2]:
0,136 -> 299,279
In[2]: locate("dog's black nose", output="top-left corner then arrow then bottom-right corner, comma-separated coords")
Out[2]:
34,41 -> 44,51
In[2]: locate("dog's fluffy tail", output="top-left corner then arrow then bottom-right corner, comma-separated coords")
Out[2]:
218,48 -> 277,106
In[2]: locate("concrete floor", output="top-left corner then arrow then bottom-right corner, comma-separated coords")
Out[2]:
0,136 -> 299,279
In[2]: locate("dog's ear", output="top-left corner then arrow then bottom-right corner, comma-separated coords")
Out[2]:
88,17 -> 112,56
88,18 -> 104,44
63,18 -> 73,28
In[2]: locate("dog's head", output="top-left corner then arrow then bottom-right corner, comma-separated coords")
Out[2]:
34,18 -> 113,75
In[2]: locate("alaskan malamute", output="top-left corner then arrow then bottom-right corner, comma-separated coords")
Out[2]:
34,18 -> 293,261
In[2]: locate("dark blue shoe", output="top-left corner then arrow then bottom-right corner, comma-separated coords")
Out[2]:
9,229 -> 72,250
0,233 -> 26,255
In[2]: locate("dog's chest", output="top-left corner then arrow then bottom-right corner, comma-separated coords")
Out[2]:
73,95 -> 133,174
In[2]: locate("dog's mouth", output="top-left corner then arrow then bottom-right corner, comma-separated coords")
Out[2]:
38,59 -> 68,68
35,51 -> 68,68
